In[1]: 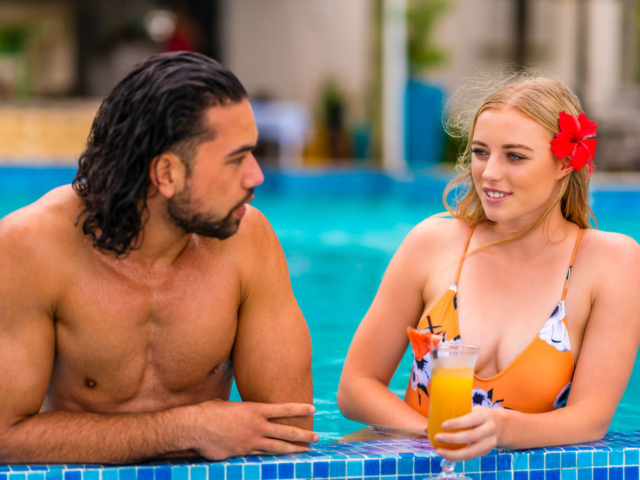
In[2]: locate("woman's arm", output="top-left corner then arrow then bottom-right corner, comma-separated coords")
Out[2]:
338,218 -> 458,432
434,232 -> 640,461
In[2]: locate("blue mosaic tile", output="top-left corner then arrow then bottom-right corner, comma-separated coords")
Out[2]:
45,473 -> 61,480
0,474 -> 6,480
138,469 -> 154,480
626,451 -> 640,466
482,456 -> 497,472
414,457 -> 429,475
64,473 -> 80,480
531,454 -> 545,470
209,464 -> 224,480
191,467 -> 206,480
564,453 -> 578,469
531,471 -> 545,480
546,454 -> 561,469
155,468 -> 171,480
102,470 -> 118,480
498,471 -> 513,480
611,467 -> 624,480
498,455 -> 511,471
262,463 -> 277,480
579,453 -> 594,468
397,458 -> 413,475
314,462 -> 330,479
546,470 -> 561,480
594,452 -> 609,467
11,468 -> 29,473
562,470 -> 577,480
482,472 -> 497,480
514,454 -> 529,471
347,461 -> 363,477
578,469 -> 593,480
610,452 -> 624,466
170,467 -> 188,480
514,471 -> 528,480
363,460 -> 379,477
398,476 -> 413,480
380,459 -> 395,476
330,461 -> 346,478
468,474 -> 481,480
0,468 -> 9,473
431,458 -> 442,475
594,468 -> 608,480
243,465 -> 260,480
29,468 -> 47,472
8,475 -> 25,480
227,465 -> 243,480
295,462 -> 311,479
27,474 -> 44,480
625,467 -> 639,480
279,463 -> 294,480
466,459 -> 481,473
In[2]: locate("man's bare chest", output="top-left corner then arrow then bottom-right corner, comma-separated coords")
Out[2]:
48,259 -> 242,409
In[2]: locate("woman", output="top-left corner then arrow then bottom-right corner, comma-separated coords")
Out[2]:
337,73 -> 640,461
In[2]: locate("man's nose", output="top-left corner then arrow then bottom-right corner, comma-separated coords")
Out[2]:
482,154 -> 503,183
242,154 -> 265,189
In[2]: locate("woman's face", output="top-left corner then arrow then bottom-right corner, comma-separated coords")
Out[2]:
471,108 -> 572,226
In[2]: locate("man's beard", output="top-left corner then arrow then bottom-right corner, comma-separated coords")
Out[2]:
167,187 -> 253,240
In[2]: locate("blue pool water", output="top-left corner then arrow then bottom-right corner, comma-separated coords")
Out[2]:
1,166 -> 640,444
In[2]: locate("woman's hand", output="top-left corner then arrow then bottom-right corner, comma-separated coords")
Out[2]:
432,407 -> 504,462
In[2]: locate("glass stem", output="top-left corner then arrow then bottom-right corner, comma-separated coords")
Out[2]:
440,459 -> 457,478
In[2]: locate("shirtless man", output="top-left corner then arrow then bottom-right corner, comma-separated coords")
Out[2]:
0,52 -> 316,464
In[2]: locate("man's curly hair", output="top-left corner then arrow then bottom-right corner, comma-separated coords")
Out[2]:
72,52 -> 247,256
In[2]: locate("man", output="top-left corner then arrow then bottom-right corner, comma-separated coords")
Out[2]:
0,52 -> 316,464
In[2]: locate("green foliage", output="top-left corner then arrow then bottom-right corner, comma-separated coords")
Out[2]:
406,0 -> 451,76
0,25 -> 29,55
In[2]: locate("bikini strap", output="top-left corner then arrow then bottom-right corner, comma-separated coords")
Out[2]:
455,225 -> 476,284
561,229 -> 583,301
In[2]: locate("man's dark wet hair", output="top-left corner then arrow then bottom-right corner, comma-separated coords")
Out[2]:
72,51 -> 247,256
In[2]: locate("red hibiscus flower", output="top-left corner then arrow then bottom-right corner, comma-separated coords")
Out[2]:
550,111 -> 598,174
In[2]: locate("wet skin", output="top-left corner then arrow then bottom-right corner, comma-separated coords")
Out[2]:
0,101 -> 315,463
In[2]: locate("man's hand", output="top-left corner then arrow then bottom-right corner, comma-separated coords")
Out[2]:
185,400 -> 318,460
431,407 -> 502,462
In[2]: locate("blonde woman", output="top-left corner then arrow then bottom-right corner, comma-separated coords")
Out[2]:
337,73 -> 640,461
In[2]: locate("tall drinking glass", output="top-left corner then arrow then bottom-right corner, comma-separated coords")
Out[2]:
428,343 -> 480,480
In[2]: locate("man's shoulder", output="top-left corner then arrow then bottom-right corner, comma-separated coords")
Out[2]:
0,185 -> 83,262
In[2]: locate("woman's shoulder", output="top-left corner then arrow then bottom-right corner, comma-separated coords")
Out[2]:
401,215 -> 470,253
578,228 -> 640,278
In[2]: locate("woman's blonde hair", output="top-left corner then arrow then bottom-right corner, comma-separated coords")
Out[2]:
443,69 -> 596,247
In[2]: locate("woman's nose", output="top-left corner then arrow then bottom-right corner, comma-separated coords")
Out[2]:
482,155 -> 503,183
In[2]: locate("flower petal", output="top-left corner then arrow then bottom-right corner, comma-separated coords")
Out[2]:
582,138 -> 597,158
551,133 -> 576,158
569,144 -> 589,171
578,113 -> 598,138
559,111 -> 580,137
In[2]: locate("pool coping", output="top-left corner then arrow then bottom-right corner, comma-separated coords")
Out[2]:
2,431 -> 639,480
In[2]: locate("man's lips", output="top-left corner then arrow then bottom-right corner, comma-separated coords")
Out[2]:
234,194 -> 254,217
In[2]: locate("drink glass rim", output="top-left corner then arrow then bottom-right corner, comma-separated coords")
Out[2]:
432,343 -> 479,354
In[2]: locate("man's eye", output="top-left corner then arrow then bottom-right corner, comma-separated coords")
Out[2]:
230,156 -> 245,165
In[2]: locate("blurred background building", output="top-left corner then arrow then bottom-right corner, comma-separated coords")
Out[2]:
0,0 -> 638,170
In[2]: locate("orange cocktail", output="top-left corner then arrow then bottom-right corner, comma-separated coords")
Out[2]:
427,344 -> 479,451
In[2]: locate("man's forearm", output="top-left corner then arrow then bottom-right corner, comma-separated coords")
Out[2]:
0,407 -> 193,464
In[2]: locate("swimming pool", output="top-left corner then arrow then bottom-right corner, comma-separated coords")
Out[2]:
1,166 -> 640,444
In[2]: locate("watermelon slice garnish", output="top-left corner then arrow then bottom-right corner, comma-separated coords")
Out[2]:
407,327 -> 442,361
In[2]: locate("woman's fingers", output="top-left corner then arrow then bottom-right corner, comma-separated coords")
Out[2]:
435,419 -> 496,445
441,407 -> 488,430
436,436 -> 498,462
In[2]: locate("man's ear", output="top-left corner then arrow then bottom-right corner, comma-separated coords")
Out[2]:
149,152 -> 187,199
557,157 -> 574,180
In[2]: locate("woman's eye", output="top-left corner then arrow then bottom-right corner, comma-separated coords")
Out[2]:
471,148 -> 488,157
507,153 -> 526,161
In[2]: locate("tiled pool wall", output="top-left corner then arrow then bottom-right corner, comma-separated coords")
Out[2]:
4,432 -> 640,480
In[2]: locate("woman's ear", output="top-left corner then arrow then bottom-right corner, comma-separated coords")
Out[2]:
149,152 -> 187,199
557,157 -> 574,181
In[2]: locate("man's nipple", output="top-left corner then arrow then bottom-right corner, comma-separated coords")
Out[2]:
85,378 -> 97,388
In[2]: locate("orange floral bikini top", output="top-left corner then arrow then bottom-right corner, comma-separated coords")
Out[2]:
405,226 -> 582,415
